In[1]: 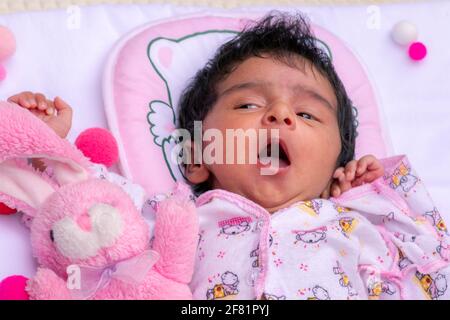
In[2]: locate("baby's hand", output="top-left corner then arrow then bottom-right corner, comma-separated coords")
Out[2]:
331,155 -> 384,198
7,91 -> 72,139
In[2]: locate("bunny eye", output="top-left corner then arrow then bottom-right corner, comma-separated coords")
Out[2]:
50,230 -> 55,242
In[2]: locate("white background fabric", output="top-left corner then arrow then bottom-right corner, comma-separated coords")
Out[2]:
0,1 -> 449,279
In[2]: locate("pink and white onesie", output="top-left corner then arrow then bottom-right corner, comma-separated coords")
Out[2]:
186,155 -> 450,300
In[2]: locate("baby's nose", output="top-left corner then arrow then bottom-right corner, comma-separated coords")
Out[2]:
262,103 -> 296,129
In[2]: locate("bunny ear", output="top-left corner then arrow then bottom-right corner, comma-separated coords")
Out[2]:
0,159 -> 55,216
0,101 -> 93,211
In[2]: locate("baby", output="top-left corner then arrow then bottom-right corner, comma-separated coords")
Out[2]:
9,12 -> 450,300
176,13 -> 383,209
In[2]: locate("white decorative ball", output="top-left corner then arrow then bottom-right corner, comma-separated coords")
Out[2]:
391,21 -> 418,46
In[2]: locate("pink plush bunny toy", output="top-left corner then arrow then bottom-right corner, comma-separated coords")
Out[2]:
0,101 -> 198,300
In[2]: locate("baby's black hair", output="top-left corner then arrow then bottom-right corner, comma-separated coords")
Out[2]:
177,11 -> 357,195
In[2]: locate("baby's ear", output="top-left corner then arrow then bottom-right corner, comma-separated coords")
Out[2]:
183,141 -> 210,184
185,163 -> 210,185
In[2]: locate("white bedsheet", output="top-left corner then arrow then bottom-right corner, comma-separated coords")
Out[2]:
0,1 -> 449,279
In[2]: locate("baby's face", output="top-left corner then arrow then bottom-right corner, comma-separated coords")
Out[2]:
191,55 -> 341,212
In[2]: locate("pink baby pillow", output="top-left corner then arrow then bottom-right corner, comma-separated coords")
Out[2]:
103,13 -> 393,197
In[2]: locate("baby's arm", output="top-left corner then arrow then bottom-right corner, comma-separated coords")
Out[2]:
330,155 -> 384,198
7,92 -> 73,171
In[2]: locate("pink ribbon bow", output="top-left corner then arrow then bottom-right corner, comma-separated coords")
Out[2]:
69,250 -> 160,300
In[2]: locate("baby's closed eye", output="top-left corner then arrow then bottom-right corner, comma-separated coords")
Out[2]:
236,103 -> 260,109
235,103 -> 317,121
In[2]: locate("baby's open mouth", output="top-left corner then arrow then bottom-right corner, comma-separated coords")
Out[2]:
258,140 -> 291,169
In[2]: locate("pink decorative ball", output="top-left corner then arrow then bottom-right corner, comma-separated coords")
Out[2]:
408,42 -> 427,61
0,26 -> 16,61
0,64 -> 6,81
0,202 -> 16,215
0,275 -> 29,300
75,128 -> 119,167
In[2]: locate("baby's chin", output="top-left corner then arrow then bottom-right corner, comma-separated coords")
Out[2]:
246,190 -> 309,213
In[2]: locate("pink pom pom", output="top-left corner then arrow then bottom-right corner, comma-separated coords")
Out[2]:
0,275 -> 29,300
0,26 -> 16,61
0,64 -> 6,81
408,42 -> 427,61
75,128 -> 119,167
0,202 -> 16,215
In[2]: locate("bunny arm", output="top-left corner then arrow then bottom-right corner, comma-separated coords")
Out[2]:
152,194 -> 199,284
26,268 -> 72,300
0,101 -> 94,214
0,102 -> 91,171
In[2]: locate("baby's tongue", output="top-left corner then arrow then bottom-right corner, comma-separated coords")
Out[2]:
258,156 -> 289,168
258,145 -> 289,168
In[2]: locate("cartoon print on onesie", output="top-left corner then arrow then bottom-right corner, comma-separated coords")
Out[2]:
302,285 -> 331,300
398,249 -> 413,270
424,208 -> 449,236
263,292 -> 287,300
386,161 -> 418,193
333,203 -> 351,214
436,241 -> 450,261
206,271 -> 240,300
366,278 -> 396,300
333,261 -> 358,298
297,200 -> 323,216
218,217 -> 253,238
338,217 -> 358,238
293,227 -> 328,247
382,212 -> 395,224
414,271 -> 448,300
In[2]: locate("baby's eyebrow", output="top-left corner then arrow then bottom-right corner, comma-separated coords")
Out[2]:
292,85 -> 336,112
219,81 -> 265,97
219,81 -> 335,111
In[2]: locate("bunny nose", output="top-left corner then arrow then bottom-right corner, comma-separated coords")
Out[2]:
52,203 -> 123,259
76,213 -> 92,231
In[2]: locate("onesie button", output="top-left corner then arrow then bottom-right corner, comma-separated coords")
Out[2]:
257,220 -> 265,229
246,269 -> 260,286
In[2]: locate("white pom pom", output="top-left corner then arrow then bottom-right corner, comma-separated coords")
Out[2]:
391,21 -> 418,46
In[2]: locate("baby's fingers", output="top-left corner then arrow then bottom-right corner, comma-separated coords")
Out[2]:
358,155 -> 384,182
344,160 -> 357,181
351,176 -> 365,187
8,91 -> 36,108
338,178 -> 353,194
361,170 -> 383,184
53,96 -> 72,121
356,155 -> 378,177
333,167 -> 345,181
366,159 -> 385,176
35,93 -> 48,111
330,183 -> 342,198
7,93 -> 22,104
44,99 -> 55,115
